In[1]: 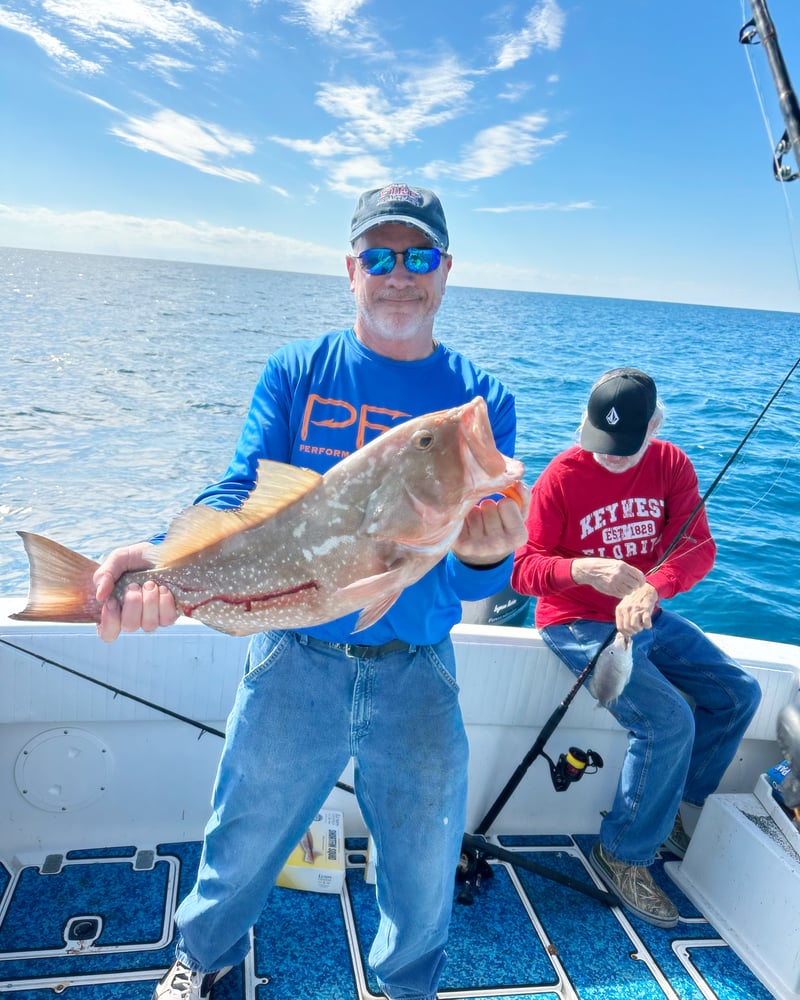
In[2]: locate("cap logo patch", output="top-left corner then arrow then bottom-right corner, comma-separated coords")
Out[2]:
605,406 -> 620,427
377,183 -> 423,207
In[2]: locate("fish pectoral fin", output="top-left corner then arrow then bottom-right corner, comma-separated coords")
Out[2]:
155,460 -> 323,567
353,592 -> 402,632
335,567 -> 408,632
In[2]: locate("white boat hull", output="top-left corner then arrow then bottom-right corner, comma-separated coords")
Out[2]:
1,600 -> 797,855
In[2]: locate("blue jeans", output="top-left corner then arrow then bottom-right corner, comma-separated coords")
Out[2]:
542,610 -> 761,866
173,629 -> 469,1000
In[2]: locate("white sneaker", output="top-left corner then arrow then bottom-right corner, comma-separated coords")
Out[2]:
153,960 -> 232,1000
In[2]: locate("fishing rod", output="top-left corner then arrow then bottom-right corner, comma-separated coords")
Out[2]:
457,354 -> 800,904
741,0 -> 800,180
654,354 -> 799,570
0,635 -> 355,796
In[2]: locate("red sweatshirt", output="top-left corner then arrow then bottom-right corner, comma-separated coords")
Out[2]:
511,439 -> 716,629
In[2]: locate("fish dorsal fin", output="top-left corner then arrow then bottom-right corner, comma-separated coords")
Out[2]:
154,459 -> 322,567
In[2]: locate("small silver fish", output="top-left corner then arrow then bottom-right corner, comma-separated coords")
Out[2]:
12,396 -> 524,637
588,631 -> 633,705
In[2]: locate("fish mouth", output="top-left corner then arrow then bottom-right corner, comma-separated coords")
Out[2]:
458,397 -> 524,493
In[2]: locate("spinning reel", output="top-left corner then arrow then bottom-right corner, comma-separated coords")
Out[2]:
456,744 -> 603,905
543,745 -> 603,792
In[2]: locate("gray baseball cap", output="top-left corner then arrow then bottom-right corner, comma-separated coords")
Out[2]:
350,184 -> 449,250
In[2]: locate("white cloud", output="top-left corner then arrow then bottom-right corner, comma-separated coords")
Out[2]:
3,0 -> 573,208
282,0 -> 370,36
41,0 -> 239,50
0,202 -> 343,273
268,56 -> 479,192
271,55 -> 474,165
498,82 -> 533,103
136,53 -> 195,87
109,107 -> 261,182
422,113 -> 565,181
264,9 -> 567,187
0,7 -> 103,73
494,0 -> 566,71
269,133 -> 357,158
476,201 -> 594,213
322,155 -> 395,195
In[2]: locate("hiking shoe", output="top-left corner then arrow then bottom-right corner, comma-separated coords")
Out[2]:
663,811 -> 691,859
153,961 -> 232,1000
590,841 -> 678,928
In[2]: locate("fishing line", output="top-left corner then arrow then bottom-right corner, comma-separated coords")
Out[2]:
0,634 -> 356,795
745,444 -> 797,512
652,354 -> 800,570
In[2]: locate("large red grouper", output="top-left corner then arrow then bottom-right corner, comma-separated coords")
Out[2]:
12,396 -> 524,637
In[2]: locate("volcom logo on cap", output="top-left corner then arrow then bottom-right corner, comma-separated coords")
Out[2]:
377,184 -> 423,207
605,407 -> 620,427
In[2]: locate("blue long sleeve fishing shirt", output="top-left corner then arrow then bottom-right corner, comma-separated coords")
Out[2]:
190,327 -> 519,646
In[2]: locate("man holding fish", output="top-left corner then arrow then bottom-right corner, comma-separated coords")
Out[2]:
512,368 -> 761,928
91,185 -> 529,1000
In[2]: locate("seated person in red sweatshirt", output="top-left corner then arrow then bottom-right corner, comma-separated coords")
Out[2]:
512,367 -> 761,928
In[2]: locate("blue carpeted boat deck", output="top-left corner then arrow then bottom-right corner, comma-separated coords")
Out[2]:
0,833 -> 773,1000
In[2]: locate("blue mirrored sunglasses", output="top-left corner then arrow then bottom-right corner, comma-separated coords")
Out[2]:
355,247 -> 444,276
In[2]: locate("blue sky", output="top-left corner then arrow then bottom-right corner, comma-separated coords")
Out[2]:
2,0 -> 800,311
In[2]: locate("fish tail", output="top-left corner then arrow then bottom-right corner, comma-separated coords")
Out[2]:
10,531 -> 102,624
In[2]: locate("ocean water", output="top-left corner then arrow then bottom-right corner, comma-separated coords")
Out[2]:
2,247 -> 798,646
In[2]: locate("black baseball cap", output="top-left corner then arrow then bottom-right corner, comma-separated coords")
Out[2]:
350,184 -> 449,250
580,368 -> 658,456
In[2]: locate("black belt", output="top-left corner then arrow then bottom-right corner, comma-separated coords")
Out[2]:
296,633 -> 414,659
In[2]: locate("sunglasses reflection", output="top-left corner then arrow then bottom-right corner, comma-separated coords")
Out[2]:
356,247 -> 444,276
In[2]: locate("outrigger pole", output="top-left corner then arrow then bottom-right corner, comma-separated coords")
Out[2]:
741,0 -> 800,179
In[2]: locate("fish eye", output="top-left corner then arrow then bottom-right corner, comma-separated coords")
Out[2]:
413,430 -> 435,450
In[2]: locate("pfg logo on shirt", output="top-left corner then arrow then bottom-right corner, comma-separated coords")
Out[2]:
298,394 -> 411,454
